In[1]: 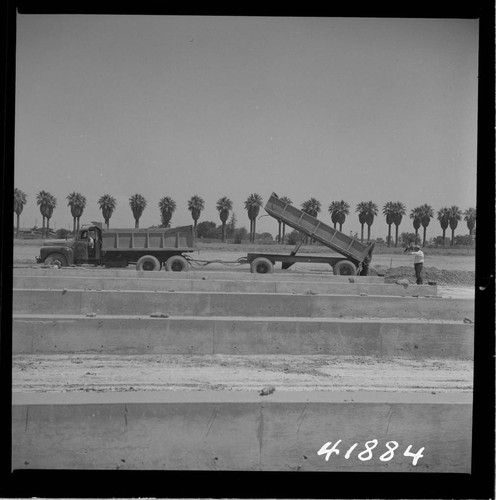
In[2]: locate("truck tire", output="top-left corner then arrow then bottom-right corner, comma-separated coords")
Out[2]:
333,260 -> 357,276
136,255 -> 161,271
44,253 -> 68,267
165,255 -> 188,272
250,257 -> 274,274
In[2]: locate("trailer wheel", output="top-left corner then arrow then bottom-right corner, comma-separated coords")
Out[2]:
250,257 -> 274,274
136,255 -> 161,271
333,260 -> 357,276
165,255 -> 189,272
44,253 -> 68,267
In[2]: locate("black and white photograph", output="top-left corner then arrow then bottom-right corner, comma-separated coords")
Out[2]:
4,3 -> 494,498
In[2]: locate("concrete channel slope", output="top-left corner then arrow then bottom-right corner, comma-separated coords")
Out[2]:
11,267 -> 474,473
12,390 -> 471,473
12,268 -> 474,357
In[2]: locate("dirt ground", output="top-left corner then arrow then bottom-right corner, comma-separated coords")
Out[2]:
12,354 -> 473,394
13,240 -> 476,273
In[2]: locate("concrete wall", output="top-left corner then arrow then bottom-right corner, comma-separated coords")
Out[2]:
12,275 -> 437,297
12,390 -> 472,472
13,315 -> 474,358
12,289 -> 475,320
13,267 -> 386,282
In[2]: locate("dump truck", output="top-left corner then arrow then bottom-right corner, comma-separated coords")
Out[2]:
36,223 -> 196,271
245,192 -> 375,275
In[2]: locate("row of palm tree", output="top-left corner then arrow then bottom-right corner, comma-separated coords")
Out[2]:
14,188 -> 476,246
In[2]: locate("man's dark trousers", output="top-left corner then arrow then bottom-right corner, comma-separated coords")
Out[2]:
414,262 -> 423,284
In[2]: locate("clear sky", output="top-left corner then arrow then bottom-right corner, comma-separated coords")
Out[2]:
14,15 -> 479,238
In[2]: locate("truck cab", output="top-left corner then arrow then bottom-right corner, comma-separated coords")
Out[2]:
37,223 -> 103,267
74,225 -> 103,264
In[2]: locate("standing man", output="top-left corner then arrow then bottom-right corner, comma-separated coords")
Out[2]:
359,252 -> 371,276
405,244 -> 424,284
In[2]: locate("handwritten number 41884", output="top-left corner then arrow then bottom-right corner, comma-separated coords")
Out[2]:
317,439 -> 424,466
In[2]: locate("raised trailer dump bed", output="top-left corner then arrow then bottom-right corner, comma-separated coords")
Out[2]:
265,193 -> 374,263
246,193 -> 375,275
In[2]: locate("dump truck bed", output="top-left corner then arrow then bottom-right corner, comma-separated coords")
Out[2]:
264,193 -> 373,264
101,225 -> 195,252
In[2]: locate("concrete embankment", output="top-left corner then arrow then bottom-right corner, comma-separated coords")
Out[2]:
12,274 -> 437,296
13,266 -> 386,282
12,390 -> 472,472
11,265 -> 474,474
13,314 -> 473,358
12,288 -> 474,320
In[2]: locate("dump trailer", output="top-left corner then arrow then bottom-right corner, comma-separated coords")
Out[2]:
246,193 -> 375,275
36,224 -> 196,271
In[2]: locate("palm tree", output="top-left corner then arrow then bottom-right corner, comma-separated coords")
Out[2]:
437,207 -> 450,247
328,200 -> 350,232
464,207 -> 476,236
129,194 -> 147,228
67,192 -> 87,234
418,204 -> 434,247
382,202 -> 396,247
98,194 -> 117,229
409,207 -> 422,240
301,198 -> 322,218
328,201 -> 340,229
14,188 -> 27,237
244,193 -> 263,243
187,195 -> 205,234
45,193 -> 57,237
448,205 -> 462,246
36,190 -> 56,238
36,190 -> 49,237
392,202 -> 406,247
158,196 -> 176,229
358,201 -> 378,242
216,196 -> 233,242
279,196 -> 292,243
301,198 -> 322,244
356,202 -> 368,242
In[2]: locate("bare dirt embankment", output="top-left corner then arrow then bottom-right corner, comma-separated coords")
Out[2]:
12,354 -> 473,394
381,267 -> 475,287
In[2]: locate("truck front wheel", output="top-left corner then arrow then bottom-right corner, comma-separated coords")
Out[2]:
250,257 -> 274,274
136,255 -> 161,271
165,255 -> 189,272
44,253 -> 68,267
333,260 -> 357,276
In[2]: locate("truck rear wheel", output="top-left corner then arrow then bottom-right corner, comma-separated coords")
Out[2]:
165,255 -> 188,272
136,255 -> 161,271
44,253 -> 68,267
250,257 -> 274,274
333,260 -> 357,276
